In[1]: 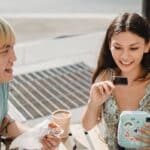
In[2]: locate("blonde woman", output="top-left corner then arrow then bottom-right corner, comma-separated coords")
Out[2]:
0,17 -> 60,150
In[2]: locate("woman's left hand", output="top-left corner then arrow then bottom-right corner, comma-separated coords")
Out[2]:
41,135 -> 61,150
135,123 -> 150,149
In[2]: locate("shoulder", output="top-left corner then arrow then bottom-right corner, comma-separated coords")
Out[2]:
95,68 -> 116,82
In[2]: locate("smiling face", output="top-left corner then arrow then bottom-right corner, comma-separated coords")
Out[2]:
0,42 -> 16,83
110,31 -> 149,75
0,18 -> 16,83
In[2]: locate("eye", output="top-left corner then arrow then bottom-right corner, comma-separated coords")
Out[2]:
130,47 -> 138,51
0,49 -> 8,55
1,49 -> 9,54
114,46 -> 121,50
0,45 -> 13,55
3,49 -> 9,53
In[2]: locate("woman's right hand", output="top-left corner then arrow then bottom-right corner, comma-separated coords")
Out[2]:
82,80 -> 115,130
89,80 -> 115,107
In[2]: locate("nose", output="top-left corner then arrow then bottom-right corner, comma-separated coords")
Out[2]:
120,50 -> 129,61
9,49 -> 17,63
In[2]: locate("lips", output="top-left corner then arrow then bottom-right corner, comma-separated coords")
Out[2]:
5,68 -> 13,73
120,60 -> 133,66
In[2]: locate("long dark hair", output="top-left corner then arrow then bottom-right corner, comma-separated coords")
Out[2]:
92,12 -> 150,83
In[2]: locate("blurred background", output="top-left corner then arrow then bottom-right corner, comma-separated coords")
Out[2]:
0,0 -> 144,124
0,0 -> 142,43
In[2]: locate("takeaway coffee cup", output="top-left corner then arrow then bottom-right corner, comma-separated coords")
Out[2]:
51,109 -> 72,138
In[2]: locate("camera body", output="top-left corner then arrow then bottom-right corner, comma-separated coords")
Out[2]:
118,111 -> 150,148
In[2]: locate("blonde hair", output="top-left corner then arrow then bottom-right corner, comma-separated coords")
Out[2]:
0,17 -> 16,48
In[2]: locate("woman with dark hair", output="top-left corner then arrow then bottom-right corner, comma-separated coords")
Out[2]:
82,12 -> 150,149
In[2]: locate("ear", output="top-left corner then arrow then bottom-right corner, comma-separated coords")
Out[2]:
144,42 -> 150,53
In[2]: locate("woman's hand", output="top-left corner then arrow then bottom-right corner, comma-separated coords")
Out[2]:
89,81 -> 115,107
82,80 -> 115,130
41,135 -> 61,150
135,123 -> 150,149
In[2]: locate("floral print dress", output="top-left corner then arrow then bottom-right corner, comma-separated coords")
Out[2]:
98,70 -> 150,150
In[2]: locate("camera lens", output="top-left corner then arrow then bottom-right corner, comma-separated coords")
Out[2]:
146,117 -> 150,122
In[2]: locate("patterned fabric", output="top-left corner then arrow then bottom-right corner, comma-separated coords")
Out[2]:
97,69 -> 150,150
0,83 -> 9,123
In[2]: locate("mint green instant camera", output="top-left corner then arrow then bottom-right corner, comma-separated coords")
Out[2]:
118,111 -> 150,148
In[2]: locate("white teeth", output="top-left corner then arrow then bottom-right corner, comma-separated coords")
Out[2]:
122,62 -> 130,65
120,61 -> 132,65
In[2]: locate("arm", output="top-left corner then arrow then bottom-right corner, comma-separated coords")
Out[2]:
1,117 -> 60,150
82,100 -> 102,130
82,81 -> 115,130
7,120 -> 28,138
9,121 -> 61,150
0,116 -> 28,138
